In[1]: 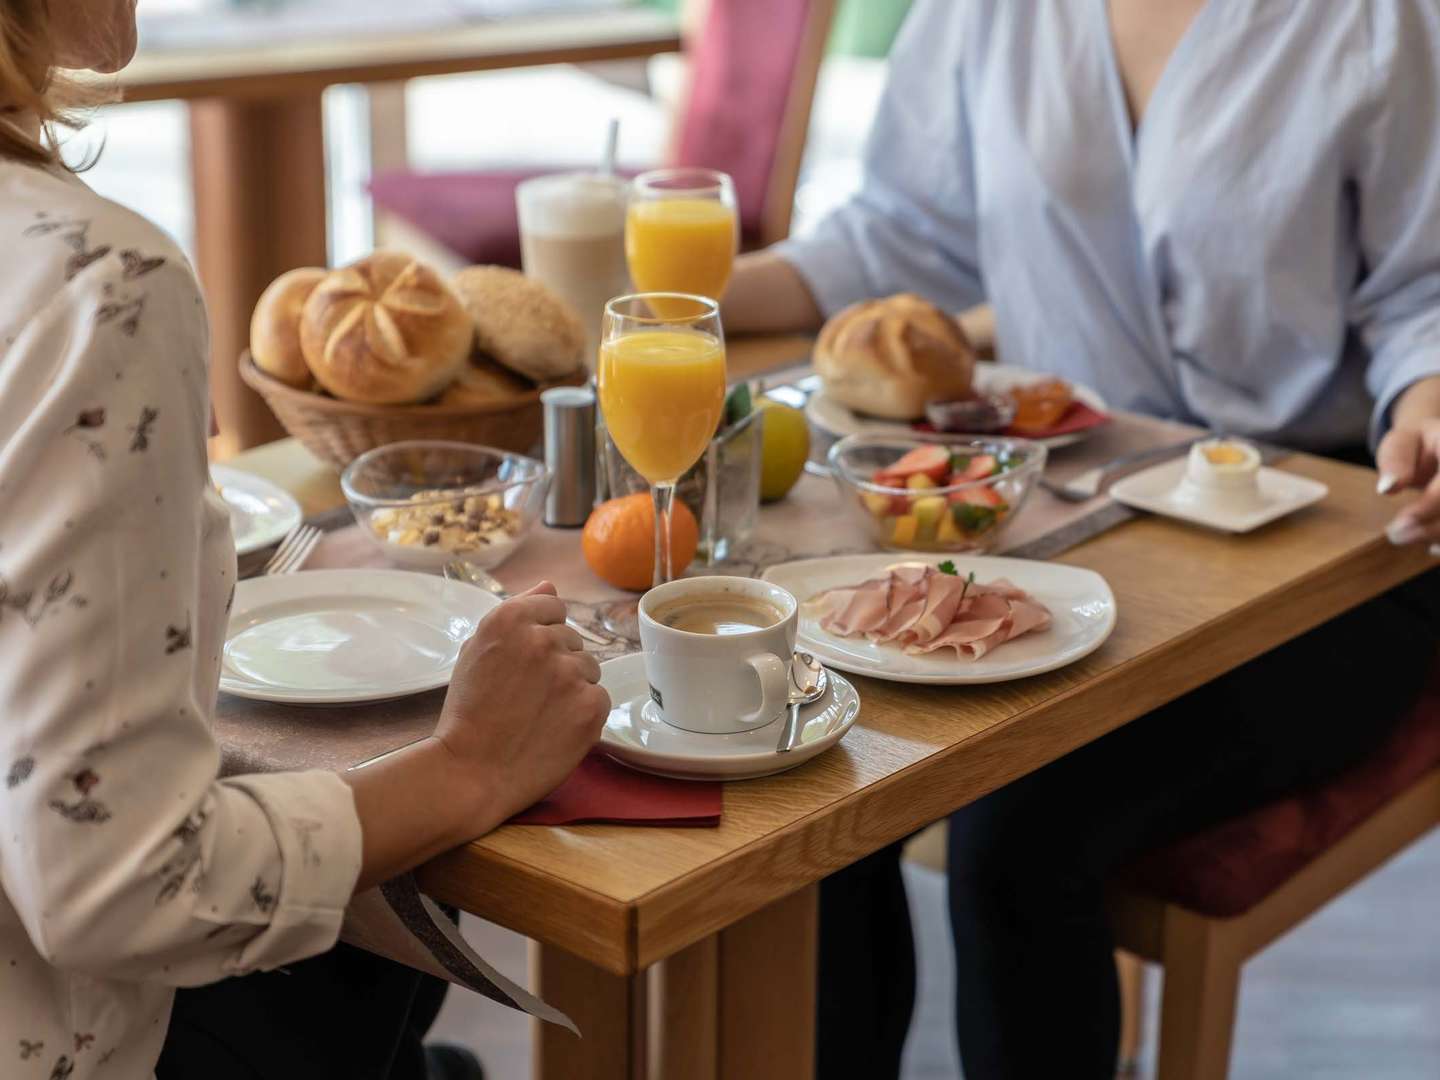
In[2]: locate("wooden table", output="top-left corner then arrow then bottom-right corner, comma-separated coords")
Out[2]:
116,4 -> 682,458
226,342 -> 1430,1078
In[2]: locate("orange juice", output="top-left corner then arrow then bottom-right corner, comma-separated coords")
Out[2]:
625,198 -> 738,303
599,330 -> 727,484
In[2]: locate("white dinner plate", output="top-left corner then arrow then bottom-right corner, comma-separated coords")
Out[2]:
599,653 -> 860,781
1108,458 -> 1329,533
761,553 -> 1117,685
805,363 -> 1110,451
221,569 -> 499,705
212,465 -> 304,558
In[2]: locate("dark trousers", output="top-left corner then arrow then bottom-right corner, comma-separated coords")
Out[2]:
817,571 -> 1439,1080
155,942 -> 450,1080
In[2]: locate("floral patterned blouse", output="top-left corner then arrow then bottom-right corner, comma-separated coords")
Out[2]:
0,160 -> 363,1078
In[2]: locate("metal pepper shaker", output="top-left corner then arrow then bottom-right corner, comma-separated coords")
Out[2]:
541,385 -> 598,527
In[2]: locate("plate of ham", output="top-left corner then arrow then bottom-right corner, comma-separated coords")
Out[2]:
761,554 -> 1116,685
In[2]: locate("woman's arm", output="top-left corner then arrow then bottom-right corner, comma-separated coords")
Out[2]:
0,257 -> 605,984
725,0 -> 984,327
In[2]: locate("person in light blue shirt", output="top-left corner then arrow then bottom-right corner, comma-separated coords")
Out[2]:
726,2 -> 1440,1076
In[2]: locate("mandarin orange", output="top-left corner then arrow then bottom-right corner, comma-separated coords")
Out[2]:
581,493 -> 700,592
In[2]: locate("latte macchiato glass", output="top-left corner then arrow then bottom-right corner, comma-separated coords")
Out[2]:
515,172 -> 630,369
639,576 -> 798,735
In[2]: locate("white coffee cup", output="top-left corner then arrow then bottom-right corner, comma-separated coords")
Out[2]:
638,576 -> 799,735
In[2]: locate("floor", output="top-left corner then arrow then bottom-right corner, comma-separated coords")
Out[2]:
427,831 -> 1440,1079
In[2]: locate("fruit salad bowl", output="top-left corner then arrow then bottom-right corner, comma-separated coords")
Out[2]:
828,435 -> 1046,553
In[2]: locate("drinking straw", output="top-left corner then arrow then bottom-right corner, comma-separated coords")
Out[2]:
601,117 -> 620,178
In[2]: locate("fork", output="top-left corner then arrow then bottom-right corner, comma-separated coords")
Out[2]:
261,524 -> 323,576
1040,439 -> 1200,503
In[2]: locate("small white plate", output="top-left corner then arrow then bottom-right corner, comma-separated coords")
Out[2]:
805,363 -> 1109,451
762,553 -> 1117,685
212,465 -> 304,558
221,569 -> 499,705
1108,458 -> 1328,533
599,653 -> 860,781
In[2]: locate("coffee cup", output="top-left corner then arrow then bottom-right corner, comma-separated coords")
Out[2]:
638,576 -> 799,735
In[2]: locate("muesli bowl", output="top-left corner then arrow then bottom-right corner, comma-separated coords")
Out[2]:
341,441 -> 549,571
828,434 -> 1045,553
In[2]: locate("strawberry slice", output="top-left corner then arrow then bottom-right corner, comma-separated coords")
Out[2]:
948,484 -> 1006,508
876,445 -> 951,484
958,453 -> 998,481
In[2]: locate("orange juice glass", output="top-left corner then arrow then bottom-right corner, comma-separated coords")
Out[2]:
598,293 -> 727,588
626,169 -> 738,313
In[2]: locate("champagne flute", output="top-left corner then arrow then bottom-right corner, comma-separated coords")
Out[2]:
625,168 -> 738,312
597,294 -> 727,628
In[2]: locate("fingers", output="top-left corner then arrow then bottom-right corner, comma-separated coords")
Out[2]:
1387,470 -> 1440,551
503,592 -> 568,627
569,650 -> 602,685
542,623 -> 585,654
1376,428 -> 1422,494
517,580 -> 559,598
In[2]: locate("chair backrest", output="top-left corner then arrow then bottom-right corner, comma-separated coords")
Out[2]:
669,0 -> 837,247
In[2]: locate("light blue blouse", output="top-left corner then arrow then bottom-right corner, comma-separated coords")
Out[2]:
779,0 -> 1440,451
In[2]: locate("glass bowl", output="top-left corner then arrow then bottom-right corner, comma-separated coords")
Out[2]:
828,434 -> 1046,553
341,441 -> 549,572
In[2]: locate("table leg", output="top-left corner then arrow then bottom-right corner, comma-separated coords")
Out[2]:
189,93 -> 329,458
716,884 -> 819,1079
531,941 -> 648,1080
649,935 -> 718,1079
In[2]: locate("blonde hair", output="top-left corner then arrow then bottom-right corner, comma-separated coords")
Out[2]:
0,1 -> 102,167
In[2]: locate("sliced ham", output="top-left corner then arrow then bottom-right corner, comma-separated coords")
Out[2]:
809,564 -> 1052,661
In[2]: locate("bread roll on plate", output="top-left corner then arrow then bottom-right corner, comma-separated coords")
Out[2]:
451,265 -> 584,382
439,357 -> 533,407
300,253 -> 473,405
250,267 -> 325,388
814,293 -> 975,421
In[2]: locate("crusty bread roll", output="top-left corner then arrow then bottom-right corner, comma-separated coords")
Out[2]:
300,253 -> 473,405
250,267 -> 326,388
814,293 -> 975,420
451,265 -> 584,382
439,357 -> 533,407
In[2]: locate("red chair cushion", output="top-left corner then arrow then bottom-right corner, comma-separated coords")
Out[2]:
369,168 -> 545,267
1121,670 -> 1440,918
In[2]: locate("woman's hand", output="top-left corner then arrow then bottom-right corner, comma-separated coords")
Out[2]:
343,582 -> 609,890
1377,376 -> 1440,555
435,582 -> 609,828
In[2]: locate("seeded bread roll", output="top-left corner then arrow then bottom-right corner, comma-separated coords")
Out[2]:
814,293 -> 976,420
451,265 -> 585,382
250,267 -> 326,388
299,253 -> 473,405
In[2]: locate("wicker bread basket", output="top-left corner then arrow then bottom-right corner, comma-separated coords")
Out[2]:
239,352 -> 587,471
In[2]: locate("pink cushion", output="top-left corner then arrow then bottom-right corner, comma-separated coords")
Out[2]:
369,168 -> 541,266
1121,668 -> 1440,918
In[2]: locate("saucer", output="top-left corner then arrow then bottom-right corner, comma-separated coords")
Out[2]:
598,653 -> 860,781
1108,458 -> 1328,533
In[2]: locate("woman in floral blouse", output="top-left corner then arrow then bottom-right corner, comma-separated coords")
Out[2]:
0,3 -> 609,1078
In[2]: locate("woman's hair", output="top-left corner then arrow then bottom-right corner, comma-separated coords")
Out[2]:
0,1 -> 101,167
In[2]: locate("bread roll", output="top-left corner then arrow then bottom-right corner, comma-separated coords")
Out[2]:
451,265 -> 584,382
814,293 -> 975,420
250,267 -> 325,388
300,253 -> 473,405
439,357 -> 533,408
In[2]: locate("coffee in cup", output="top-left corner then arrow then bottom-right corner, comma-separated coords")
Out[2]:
515,172 -> 630,369
639,577 -> 799,735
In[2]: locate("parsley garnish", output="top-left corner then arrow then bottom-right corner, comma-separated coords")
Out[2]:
960,570 -> 976,601
937,560 -> 958,575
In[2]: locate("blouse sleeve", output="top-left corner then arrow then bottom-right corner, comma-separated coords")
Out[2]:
772,0 -> 985,316
1352,2 -> 1440,449
0,254 -> 363,987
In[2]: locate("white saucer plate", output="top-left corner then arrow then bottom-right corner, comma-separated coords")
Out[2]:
762,553 -> 1117,686
805,362 -> 1109,451
1108,458 -> 1328,533
221,569 -> 499,705
599,653 -> 860,781
212,465 -> 304,557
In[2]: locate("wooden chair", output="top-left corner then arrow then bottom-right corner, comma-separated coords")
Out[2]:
368,0 -> 837,266
1109,672 -> 1440,1078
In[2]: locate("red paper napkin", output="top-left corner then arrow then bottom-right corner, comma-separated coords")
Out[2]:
914,400 -> 1112,439
509,751 -> 722,827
